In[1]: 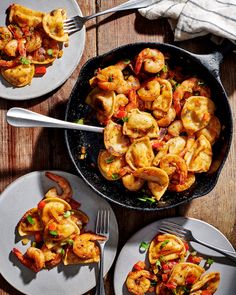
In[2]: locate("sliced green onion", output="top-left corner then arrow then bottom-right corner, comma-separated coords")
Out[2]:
26,215 -> 35,225
67,239 -> 74,245
105,156 -> 115,164
47,49 -> 53,56
75,118 -> 84,124
123,58 -> 130,64
206,257 -> 214,265
49,230 -> 58,236
160,240 -> 170,249
198,81 -> 206,86
156,260 -> 161,268
138,196 -> 156,203
60,248 -> 65,255
111,173 -> 119,180
162,65 -> 168,73
20,57 -> 30,65
122,117 -> 129,122
139,241 -> 150,251
63,211 -> 71,218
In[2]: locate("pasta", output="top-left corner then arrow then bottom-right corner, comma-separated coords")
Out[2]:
0,4 -> 68,87
126,232 -> 220,295
85,47 -> 221,203
12,172 -> 105,272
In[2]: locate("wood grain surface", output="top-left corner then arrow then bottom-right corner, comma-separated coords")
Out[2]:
0,1 -> 235,294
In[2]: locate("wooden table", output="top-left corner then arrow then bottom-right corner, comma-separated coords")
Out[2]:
0,1 -> 235,294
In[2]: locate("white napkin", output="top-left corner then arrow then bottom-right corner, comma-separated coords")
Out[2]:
139,0 -> 236,42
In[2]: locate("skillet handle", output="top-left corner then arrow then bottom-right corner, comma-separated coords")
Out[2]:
191,39 -> 235,83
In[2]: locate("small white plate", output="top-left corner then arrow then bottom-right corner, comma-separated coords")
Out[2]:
114,217 -> 236,295
0,171 -> 118,295
0,0 -> 85,100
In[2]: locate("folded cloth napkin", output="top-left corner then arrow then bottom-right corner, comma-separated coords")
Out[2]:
139,0 -> 236,42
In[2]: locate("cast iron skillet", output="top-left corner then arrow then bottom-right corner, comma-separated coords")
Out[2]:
65,41 -> 234,211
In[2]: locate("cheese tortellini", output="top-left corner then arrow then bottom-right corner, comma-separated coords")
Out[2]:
85,48 -> 221,204
0,4 -> 68,87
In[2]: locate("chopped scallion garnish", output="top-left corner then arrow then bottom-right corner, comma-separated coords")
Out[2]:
139,241 -> 150,252
49,230 -> 58,236
111,173 -> 119,180
206,257 -> 214,265
26,215 -> 35,225
105,156 -> 115,164
63,211 -> 71,218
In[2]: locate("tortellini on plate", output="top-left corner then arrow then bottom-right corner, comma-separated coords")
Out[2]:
149,233 -> 186,264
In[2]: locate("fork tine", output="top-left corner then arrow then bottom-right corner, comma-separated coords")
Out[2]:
159,227 -> 185,238
96,209 -> 101,233
160,225 -> 186,235
63,16 -> 80,24
105,209 -> 110,234
162,221 -> 187,230
161,222 -> 187,233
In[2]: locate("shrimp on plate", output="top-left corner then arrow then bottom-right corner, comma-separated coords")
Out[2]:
12,247 -> 45,272
126,269 -> 157,295
73,233 -> 106,260
45,171 -> 72,202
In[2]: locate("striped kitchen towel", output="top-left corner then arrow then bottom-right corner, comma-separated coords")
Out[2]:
138,0 -> 236,42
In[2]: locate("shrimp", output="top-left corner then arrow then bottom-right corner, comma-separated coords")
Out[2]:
160,154 -> 188,184
122,174 -> 145,191
137,78 -> 160,102
12,247 -> 45,272
45,172 -> 72,202
3,39 -> 18,57
126,269 -> 157,295
25,30 -> 42,52
168,120 -> 184,137
0,58 -> 19,68
135,48 -> 165,74
125,90 -> 139,112
173,78 -> 211,115
152,78 -> 173,113
73,233 -> 106,260
41,245 -> 62,268
0,26 -> 13,50
169,172 -> 195,192
155,106 -> 176,127
195,115 -> 221,145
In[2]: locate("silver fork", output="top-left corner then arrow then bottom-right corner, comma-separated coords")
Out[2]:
159,221 -> 236,263
63,0 -> 154,34
95,209 -> 110,295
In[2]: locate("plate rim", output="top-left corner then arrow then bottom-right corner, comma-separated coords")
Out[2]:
113,216 -> 235,295
0,170 -> 119,295
0,0 -> 86,100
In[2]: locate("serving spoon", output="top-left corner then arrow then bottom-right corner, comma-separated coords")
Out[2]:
6,107 -> 104,133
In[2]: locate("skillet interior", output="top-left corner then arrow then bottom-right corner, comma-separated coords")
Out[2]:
65,42 -> 232,211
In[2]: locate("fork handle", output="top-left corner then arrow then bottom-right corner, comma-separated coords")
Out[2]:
193,238 -> 236,263
85,0 -> 153,21
95,243 -> 105,295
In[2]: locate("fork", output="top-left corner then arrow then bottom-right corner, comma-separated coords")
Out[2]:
63,0 -> 154,34
95,209 -> 110,295
159,221 -> 236,263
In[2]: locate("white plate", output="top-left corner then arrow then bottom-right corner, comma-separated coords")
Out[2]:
0,171 -> 118,295
114,217 -> 236,295
0,0 -> 85,100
